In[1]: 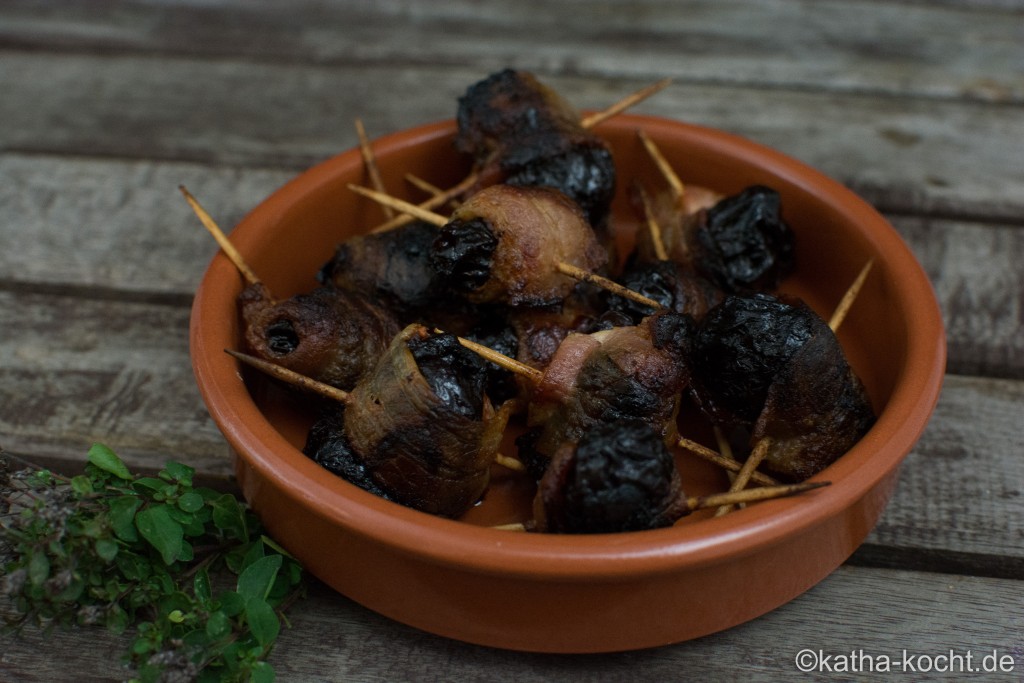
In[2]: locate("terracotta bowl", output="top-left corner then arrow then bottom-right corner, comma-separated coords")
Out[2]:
190,115 -> 945,653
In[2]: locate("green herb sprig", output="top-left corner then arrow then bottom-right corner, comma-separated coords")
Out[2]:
0,444 -> 304,683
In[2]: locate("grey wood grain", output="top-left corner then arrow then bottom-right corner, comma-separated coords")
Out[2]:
0,290 -> 232,477
1,55 -> 1023,221
896,217 -> 1024,379
2,566 -> 1021,681
0,153 -> 293,296
2,0 -> 1022,104
868,374 -> 1024,563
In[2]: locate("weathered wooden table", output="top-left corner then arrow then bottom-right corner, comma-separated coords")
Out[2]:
2,2 -> 1022,680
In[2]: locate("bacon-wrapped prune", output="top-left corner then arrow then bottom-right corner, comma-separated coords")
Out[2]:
455,69 -> 616,230
304,325 -> 511,517
239,282 -> 399,390
688,293 -> 875,480
517,312 -> 693,478
429,184 -> 607,307
533,420 -> 687,534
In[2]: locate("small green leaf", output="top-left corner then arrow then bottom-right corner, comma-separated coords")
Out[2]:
237,555 -> 282,602
132,477 -> 170,494
205,610 -> 232,639
181,516 -> 207,538
28,551 -> 50,586
108,496 -> 142,542
133,635 -> 154,654
177,540 -> 194,563
106,605 -> 129,634
259,535 -> 295,560
250,660 -> 276,683
162,461 -> 195,485
135,504 -> 184,565
244,597 -> 279,648
182,628 -> 213,651
116,551 -> 150,581
240,539 -> 266,573
87,443 -> 132,480
70,475 -> 94,496
57,577 -> 85,602
80,519 -> 104,538
218,591 -> 246,617
212,494 -> 247,540
95,538 -> 119,562
177,491 -> 205,513
194,568 -> 212,606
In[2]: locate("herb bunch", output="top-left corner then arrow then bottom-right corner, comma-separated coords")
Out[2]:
0,444 -> 304,683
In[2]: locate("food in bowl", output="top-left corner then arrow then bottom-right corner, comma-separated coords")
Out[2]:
189,69 -> 945,651
202,70 -> 874,530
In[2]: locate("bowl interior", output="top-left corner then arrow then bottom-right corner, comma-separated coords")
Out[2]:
191,115 -> 945,579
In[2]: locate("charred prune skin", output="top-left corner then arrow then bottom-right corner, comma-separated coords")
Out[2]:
606,260 -> 679,321
429,217 -> 498,295
466,310 -> 522,406
649,310 -> 696,358
514,426 -> 549,481
689,293 -> 815,426
317,220 -> 441,320
454,69 -> 617,229
406,330 -> 488,420
693,186 -> 795,294
536,420 -> 684,534
303,408 -> 393,501
503,142 -> 616,229
689,293 -> 876,480
606,260 -> 724,324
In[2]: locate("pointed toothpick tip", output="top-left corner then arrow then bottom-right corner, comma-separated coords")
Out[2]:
443,330 -> 544,384
225,349 -> 350,403
638,129 -> 685,204
688,479 -> 830,512
581,77 -> 673,129
348,184 -> 448,227
556,262 -> 666,311
829,258 -> 876,332
180,185 -> 262,287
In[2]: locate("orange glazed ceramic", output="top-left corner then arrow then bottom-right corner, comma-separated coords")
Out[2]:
190,115 -> 946,653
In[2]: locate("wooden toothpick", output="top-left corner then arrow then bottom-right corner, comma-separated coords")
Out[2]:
580,78 -> 673,129
180,186 -> 261,288
225,349 -> 351,404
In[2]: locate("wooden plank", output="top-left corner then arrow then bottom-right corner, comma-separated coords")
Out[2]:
0,153 -> 294,296
1,566 -> 1021,680
867,374 -> 1024,562
2,0 -> 1022,104
4,153 -> 1022,378
0,290 -> 232,479
1,56 -> 1024,221
896,217 -> 1024,380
